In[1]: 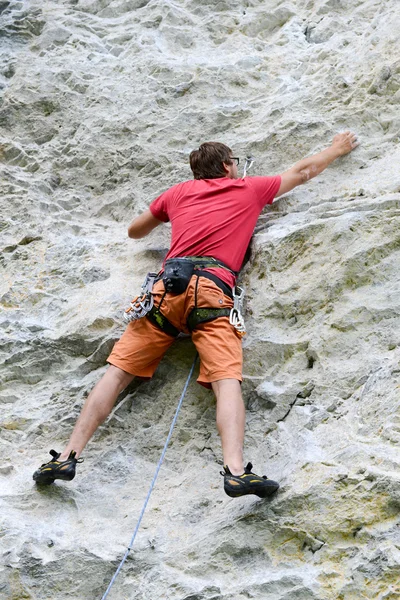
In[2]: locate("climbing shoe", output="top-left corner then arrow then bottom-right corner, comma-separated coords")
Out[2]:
33,449 -> 82,485
221,462 -> 279,498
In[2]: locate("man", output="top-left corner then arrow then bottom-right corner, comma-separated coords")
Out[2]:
33,132 -> 358,497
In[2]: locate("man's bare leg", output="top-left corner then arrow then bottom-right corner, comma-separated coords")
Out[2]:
59,365 -> 134,460
212,378 -> 245,476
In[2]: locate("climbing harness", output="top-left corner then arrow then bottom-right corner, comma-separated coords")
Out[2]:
123,256 -> 246,335
229,286 -> 246,334
100,354 -> 198,600
242,155 -> 255,179
124,272 -> 157,323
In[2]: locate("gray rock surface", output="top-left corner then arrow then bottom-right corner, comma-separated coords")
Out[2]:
1,0 -> 400,598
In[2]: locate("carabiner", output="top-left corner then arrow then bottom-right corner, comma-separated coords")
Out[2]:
123,272 -> 158,323
242,155 -> 255,179
229,286 -> 246,333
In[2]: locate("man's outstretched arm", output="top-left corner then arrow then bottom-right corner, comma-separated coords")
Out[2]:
275,131 -> 358,198
128,209 -> 163,238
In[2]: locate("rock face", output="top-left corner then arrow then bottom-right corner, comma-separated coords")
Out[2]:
1,0 -> 400,598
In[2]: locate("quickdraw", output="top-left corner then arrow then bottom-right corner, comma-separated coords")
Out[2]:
229,286 -> 246,335
124,272 -> 158,323
242,155 -> 255,179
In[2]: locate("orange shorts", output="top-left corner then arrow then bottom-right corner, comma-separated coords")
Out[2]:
107,275 -> 243,388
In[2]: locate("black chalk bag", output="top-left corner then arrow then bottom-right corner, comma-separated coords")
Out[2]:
163,258 -> 195,294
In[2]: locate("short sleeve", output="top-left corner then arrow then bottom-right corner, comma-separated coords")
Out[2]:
149,188 -> 173,223
248,176 -> 282,209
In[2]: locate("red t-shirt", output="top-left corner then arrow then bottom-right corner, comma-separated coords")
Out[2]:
149,176 -> 281,287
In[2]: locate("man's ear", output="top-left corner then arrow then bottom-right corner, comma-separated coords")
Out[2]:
222,162 -> 230,175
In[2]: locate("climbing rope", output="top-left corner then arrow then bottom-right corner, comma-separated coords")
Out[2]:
101,353 -> 198,600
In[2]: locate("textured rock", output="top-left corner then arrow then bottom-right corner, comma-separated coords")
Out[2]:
1,0 -> 400,598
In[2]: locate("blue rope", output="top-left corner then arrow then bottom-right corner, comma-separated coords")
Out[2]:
101,354 -> 198,600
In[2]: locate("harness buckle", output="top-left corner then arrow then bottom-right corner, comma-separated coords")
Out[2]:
124,272 -> 158,323
229,286 -> 246,334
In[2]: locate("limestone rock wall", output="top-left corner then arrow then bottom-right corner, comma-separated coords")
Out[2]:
1,0 -> 400,598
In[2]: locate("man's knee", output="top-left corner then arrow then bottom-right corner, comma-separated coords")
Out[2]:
107,364 -> 135,391
211,378 -> 242,398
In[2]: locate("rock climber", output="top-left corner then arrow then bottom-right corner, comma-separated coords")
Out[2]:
33,131 -> 358,497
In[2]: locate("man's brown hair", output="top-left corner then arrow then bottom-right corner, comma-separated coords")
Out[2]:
189,142 -> 233,180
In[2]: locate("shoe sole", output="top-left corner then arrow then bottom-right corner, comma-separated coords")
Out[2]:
224,481 -> 279,498
33,476 -> 56,485
33,468 -> 76,485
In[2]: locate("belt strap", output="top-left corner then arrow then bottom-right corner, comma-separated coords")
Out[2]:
173,255 -> 239,277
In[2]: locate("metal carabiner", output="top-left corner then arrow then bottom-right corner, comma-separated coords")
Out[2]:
242,155 -> 255,179
123,272 -> 157,323
229,286 -> 246,333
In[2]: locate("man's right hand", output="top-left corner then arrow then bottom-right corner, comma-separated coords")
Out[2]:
331,131 -> 359,156
276,130 -> 359,198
